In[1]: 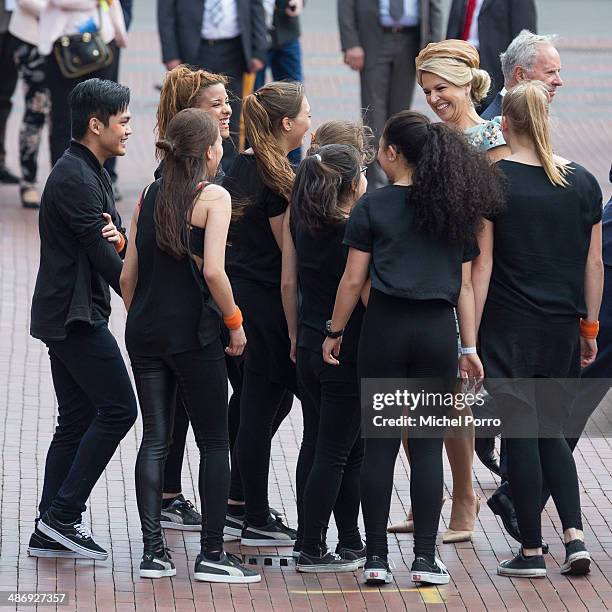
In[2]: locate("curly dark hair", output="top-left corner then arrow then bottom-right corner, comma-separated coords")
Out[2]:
382,111 -> 505,243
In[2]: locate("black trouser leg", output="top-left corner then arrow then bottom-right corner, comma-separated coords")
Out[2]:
0,31 -> 18,168
358,291 -> 457,560
298,349 -> 363,555
162,393 -> 189,495
133,346 -> 230,553
236,366 -> 293,526
13,41 -> 50,186
132,355 -> 177,551
42,322 -> 137,521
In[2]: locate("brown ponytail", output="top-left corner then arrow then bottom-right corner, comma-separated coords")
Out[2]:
503,81 -> 569,187
242,81 -> 305,201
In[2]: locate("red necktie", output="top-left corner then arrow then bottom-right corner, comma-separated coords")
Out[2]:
461,0 -> 477,41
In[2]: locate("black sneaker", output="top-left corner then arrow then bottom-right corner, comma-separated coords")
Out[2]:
240,515 -> 297,547
292,541 -> 302,559
0,165 -> 20,184
224,509 -> 245,539
160,496 -> 201,532
335,543 -> 366,569
410,556 -> 450,585
363,556 -> 393,585
194,552 -> 261,583
140,548 -> 176,579
27,527 -> 83,559
38,511 -> 108,560
560,540 -> 591,575
297,548 -> 361,573
497,550 -> 546,578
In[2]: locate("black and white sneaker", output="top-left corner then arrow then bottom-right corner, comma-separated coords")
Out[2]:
194,552 -> 261,584
240,515 -> 297,547
27,527 -> 83,559
292,541 -> 302,559
297,549 -> 361,573
336,543 -> 367,569
560,540 -> 591,575
38,511 -> 108,560
363,556 -> 394,585
410,556 -> 450,585
497,550 -> 546,578
140,549 -> 176,579
224,510 -> 245,540
160,495 -> 201,531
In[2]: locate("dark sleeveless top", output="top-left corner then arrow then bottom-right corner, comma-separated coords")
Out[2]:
125,179 -> 222,357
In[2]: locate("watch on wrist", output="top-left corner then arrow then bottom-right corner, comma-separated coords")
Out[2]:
324,320 -> 344,339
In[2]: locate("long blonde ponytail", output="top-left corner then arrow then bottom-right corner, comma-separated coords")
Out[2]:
502,81 -> 569,187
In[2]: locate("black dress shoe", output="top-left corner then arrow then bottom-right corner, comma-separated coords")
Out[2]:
475,436 -> 501,476
488,484 -> 549,554
0,165 -> 20,184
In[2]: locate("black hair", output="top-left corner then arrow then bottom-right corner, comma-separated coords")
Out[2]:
69,78 -> 130,140
291,144 -> 362,232
382,110 -> 504,243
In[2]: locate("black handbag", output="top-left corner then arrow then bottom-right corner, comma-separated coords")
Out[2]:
53,5 -> 113,79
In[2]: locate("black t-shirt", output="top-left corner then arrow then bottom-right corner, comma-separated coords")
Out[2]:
223,154 -> 288,286
343,185 -> 478,306
293,219 -> 364,362
487,160 -> 602,317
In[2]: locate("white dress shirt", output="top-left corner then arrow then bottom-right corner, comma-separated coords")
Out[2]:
379,0 -> 419,28
467,0 -> 485,49
201,0 -> 241,41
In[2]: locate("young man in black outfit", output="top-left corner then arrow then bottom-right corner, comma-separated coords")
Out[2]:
28,79 -> 137,561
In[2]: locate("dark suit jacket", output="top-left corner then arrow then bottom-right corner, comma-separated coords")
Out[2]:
270,0 -> 301,49
338,0 -> 444,70
481,91 -> 502,119
447,0 -> 537,97
158,0 -> 269,66
120,0 -> 133,30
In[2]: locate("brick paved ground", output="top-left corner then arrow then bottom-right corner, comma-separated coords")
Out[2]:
1,1 -> 611,610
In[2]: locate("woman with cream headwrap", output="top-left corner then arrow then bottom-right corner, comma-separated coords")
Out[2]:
386,39 -> 508,545
415,39 -> 510,162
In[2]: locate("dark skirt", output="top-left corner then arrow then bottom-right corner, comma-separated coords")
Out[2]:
479,301 -> 581,419
231,278 -> 297,394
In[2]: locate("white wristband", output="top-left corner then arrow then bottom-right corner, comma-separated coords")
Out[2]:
460,346 -> 477,355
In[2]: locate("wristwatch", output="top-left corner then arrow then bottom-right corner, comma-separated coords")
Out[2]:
324,320 -> 344,339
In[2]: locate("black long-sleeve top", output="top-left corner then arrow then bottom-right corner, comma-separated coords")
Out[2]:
30,141 -> 127,341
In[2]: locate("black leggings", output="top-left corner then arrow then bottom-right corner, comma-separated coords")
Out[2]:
163,350 -> 243,495
235,366 -> 294,525
358,291 -> 458,560
296,348 -> 364,555
500,383 -> 583,549
131,346 -> 229,553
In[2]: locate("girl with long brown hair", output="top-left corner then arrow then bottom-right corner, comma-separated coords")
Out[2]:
222,81 -> 311,546
150,65 -> 238,533
475,81 -> 603,578
120,109 -> 258,584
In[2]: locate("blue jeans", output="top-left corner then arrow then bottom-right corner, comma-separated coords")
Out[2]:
255,38 -> 304,166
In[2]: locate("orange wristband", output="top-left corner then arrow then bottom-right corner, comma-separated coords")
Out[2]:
114,232 -> 126,253
224,306 -> 243,330
580,318 -> 599,339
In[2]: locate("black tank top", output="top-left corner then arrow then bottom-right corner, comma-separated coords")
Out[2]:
125,179 -> 221,356
293,218 -> 364,363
